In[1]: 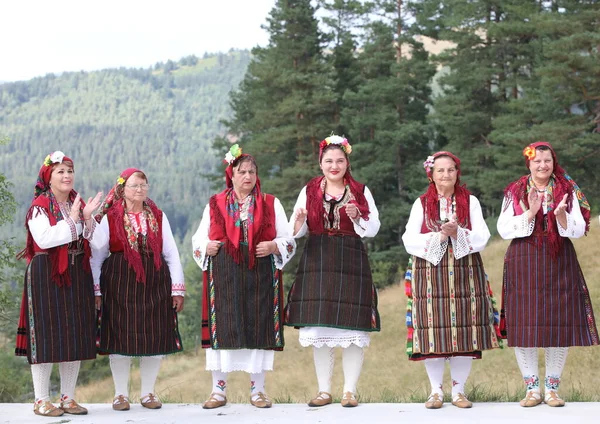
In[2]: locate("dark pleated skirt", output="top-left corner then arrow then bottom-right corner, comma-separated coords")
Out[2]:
284,233 -> 380,332
98,252 -> 183,356
406,250 -> 501,359
207,244 -> 284,350
16,252 -> 97,364
502,237 -> 599,347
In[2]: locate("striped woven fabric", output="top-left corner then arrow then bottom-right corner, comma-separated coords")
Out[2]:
98,252 -> 183,355
207,244 -> 284,350
16,252 -> 96,364
285,233 -> 380,332
406,249 -> 501,359
502,237 -> 599,347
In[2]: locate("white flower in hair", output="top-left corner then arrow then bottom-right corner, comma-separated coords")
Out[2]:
224,151 -> 235,165
50,151 -> 65,164
326,135 -> 346,145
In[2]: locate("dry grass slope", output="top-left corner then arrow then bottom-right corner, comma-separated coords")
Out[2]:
77,220 -> 600,404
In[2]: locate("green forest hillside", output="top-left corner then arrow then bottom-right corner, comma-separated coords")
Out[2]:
0,51 -> 250,248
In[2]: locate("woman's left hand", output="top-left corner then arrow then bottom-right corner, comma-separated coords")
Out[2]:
345,203 -> 360,220
256,241 -> 277,257
441,217 -> 458,238
172,296 -> 185,312
554,194 -> 568,218
83,192 -> 103,220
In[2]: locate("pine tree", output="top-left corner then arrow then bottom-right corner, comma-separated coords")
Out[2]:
223,0 -> 338,210
342,0 -> 436,284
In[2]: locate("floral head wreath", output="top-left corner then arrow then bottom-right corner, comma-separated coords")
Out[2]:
224,144 -> 243,166
35,151 -> 72,198
319,135 -> 352,157
423,155 -> 435,173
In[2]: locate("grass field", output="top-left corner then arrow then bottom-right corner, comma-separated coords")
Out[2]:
77,219 -> 600,404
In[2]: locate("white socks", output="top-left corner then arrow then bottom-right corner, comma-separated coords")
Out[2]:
313,346 -> 334,394
449,357 -> 472,397
211,370 -> 228,400
545,347 -> 568,397
31,362 -> 82,402
59,361 -> 81,401
342,344 -> 364,393
250,372 -> 266,400
140,356 -> 162,398
31,363 -> 53,402
515,347 -> 540,394
423,357 -> 473,398
423,358 -> 445,396
110,355 -> 132,398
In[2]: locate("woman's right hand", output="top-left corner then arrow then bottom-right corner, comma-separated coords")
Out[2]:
70,194 -> 82,222
206,241 -> 222,256
295,207 -> 308,223
527,189 -> 543,219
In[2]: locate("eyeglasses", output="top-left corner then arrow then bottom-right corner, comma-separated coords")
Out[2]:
125,183 -> 150,191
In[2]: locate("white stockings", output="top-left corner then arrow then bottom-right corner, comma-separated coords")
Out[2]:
423,357 -> 473,397
313,344 -> 365,395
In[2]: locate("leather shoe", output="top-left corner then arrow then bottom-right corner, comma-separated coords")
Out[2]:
60,399 -> 88,415
425,393 -> 443,409
33,400 -> 64,417
203,393 -> 227,409
545,392 -> 565,407
451,393 -> 472,408
141,393 -> 162,409
250,392 -> 272,408
520,391 -> 542,407
308,391 -> 332,407
341,392 -> 358,407
112,395 -> 130,411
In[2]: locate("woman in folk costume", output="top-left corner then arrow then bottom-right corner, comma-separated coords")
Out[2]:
192,145 -> 296,409
91,168 -> 185,411
15,151 -> 104,417
497,142 -> 598,407
402,151 -> 501,409
285,135 -> 380,408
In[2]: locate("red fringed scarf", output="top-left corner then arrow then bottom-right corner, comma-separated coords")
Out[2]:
107,197 -> 163,283
209,185 -> 274,270
306,174 -> 370,233
503,141 -> 591,257
18,191 -> 90,287
420,184 -> 471,233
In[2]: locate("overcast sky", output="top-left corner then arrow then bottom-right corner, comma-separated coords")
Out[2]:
0,0 -> 276,82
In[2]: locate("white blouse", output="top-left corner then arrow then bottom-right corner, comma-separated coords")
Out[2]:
28,204 -> 107,250
497,189 -> 586,240
402,195 -> 490,266
90,213 -> 185,297
192,197 -> 296,271
290,185 -> 380,238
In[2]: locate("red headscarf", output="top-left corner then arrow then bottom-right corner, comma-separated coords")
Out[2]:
211,153 -> 267,269
306,140 -> 370,232
18,151 -> 89,286
96,168 -> 163,283
504,141 -> 591,256
420,151 -> 471,231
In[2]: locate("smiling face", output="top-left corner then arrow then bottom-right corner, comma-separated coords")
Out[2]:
431,156 -> 458,194
528,148 -> 554,185
49,163 -> 74,198
320,147 -> 348,183
231,159 -> 257,196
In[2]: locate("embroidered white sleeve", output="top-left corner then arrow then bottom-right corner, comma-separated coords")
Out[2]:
272,198 -> 297,270
192,204 -> 212,271
90,215 -> 110,297
497,197 -> 535,240
423,232 -> 448,266
161,214 -> 185,297
557,191 -> 585,239
352,186 -> 380,238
